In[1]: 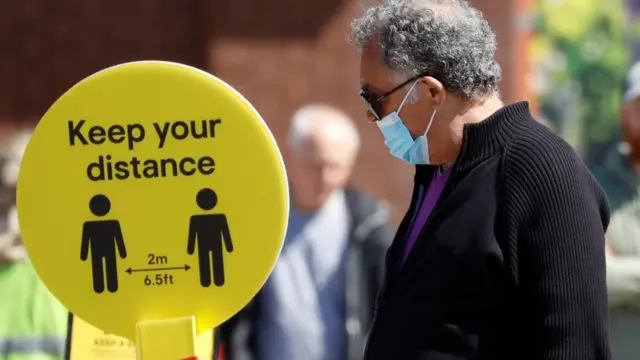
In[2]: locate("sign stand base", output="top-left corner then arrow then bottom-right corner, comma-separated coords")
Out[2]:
135,316 -> 197,360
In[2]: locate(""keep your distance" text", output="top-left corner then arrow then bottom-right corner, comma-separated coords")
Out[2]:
68,119 -> 222,182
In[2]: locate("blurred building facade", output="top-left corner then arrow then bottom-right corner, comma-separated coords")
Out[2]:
0,0 -> 534,224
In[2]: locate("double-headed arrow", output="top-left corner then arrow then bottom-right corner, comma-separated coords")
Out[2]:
126,264 -> 191,274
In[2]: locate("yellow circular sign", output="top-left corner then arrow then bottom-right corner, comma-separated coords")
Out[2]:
17,61 -> 289,341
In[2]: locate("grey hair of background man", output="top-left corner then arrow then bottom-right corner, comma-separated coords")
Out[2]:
0,130 -> 32,187
351,0 -> 502,102
287,104 -> 361,157
0,130 -> 32,265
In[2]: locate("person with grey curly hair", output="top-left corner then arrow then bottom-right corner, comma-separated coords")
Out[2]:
351,0 -> 611,359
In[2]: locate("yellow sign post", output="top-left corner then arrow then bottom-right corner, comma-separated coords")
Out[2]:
17,61 -> 289,360
66,314 -> 216,359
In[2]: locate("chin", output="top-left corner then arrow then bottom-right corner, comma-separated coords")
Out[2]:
314,192 -> 333,207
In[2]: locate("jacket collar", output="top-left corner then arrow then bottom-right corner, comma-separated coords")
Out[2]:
415,101 -> 533,184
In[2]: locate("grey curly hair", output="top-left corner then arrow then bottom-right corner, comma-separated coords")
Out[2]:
351,0 -> 502,100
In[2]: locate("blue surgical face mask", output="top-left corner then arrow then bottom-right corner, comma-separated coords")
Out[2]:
376,80 -> 437,164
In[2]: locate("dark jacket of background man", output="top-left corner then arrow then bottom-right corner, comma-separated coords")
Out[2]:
220,186 -> 391,360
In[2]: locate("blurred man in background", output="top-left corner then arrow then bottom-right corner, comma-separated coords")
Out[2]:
0,131 -> 67,360
591,61 -> 640,360
220,104 -> 393,360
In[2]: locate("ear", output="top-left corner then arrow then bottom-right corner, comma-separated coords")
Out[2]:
419,76 -> 445,107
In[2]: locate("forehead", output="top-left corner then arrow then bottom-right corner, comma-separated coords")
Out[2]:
298,124 -> 355,164
359,43 -> 394,93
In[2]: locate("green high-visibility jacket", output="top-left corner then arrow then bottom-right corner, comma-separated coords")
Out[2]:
0,259 -> 67,360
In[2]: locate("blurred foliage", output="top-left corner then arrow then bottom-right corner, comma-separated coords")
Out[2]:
533,0 -> 640,165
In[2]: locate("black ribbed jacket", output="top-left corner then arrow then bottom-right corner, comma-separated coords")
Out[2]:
364,102 -> 612,360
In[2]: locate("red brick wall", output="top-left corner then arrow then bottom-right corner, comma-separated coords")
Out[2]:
0,0 -> 529,224
0,0 -> 203,122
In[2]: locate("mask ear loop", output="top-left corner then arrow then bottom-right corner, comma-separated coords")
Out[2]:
397,79 -> 420,115
368,79 -> 421,124
424,109 -> 437,136
424,109 -> 437,170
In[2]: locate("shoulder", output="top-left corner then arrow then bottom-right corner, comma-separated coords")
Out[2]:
5,259 -> 66,307
344,186 -> 387,220
4,258 -> 39,280
344,187 -> 391,243
505,120 -> 582,176
504,121 -> 592,192
502,122 -> 610,223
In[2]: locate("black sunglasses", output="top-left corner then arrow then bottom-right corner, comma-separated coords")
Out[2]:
359,73 -> 425,121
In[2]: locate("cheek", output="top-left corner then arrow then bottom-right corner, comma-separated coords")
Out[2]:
401,109 -> 429,137
623,115 -> 640,136
379,97 -> 402,119
333,169 -> 352,187
290,167 -> 317,187
318,168 -> 343,187
631,114 -> 640,132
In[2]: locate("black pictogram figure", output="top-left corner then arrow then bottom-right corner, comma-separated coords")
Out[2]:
187,188 -> 233,287
80,194 -> 127,294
